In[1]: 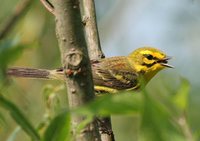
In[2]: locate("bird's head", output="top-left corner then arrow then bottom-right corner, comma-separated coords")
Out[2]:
128,47 -> 173,82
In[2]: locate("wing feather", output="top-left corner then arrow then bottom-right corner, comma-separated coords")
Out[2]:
92,57 -> 139,91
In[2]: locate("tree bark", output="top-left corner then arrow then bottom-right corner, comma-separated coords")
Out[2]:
81,0 -> 104,60
52,0 -> 100,140
81,1 -> 115,141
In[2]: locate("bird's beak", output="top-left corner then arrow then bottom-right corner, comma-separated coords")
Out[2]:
159,56 -> 174,68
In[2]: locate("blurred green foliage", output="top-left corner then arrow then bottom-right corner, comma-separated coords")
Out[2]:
0,77 -> 193,141
43,112 -> 71,141
0,95 -> 40,141
0,0 -> 199,141
0,39 -> 25,80
0,79 -> 194,141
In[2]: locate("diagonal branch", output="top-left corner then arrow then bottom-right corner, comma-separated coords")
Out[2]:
40,0 -> 55,15
0,0 -> 33,40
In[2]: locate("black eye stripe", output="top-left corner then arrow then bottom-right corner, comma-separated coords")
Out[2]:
146,54 -> 153,60
143,54 -> 159,60
142,62 -> 156,67
142,54 -> 157,67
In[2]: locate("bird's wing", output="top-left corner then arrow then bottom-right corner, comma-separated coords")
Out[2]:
91,57 -> 139,93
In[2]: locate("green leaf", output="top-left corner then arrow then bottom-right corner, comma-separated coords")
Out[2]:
0,111 -> 6,126
0,39 -> 24,68
0,39 -> 25,81
0,95 -> 40,141
173,78 -> 190,111
139,90 -> 185,141
75,115 -> 93,135
75,92 -> 142,117
43,112 -> 71,141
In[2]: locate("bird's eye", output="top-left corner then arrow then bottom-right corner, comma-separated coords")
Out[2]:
145,54 -> 153,60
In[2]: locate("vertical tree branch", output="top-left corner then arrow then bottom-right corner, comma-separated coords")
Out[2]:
81,1 -> 115,141
81,0 -> 105,60
52,0 -> 100,141
97,118 -> 115,141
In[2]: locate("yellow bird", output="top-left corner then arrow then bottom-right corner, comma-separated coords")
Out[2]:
7,47 -> 173,93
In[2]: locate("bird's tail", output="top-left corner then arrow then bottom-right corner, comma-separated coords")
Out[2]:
6,67 -> 64,80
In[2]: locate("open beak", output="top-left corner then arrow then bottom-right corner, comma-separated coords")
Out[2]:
158,56 -> 174,68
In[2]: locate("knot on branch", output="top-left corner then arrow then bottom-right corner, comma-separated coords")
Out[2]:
64,48 -> 85,76
65,49 -> 83,67
82,16 -> 90,26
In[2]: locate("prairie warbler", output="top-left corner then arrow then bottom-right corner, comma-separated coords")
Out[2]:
7,47 -> 173,93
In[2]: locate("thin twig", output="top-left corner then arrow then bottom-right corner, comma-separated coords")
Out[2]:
0,0 -> 33,40
6,67 -> 64,80
40,0 -> 55,15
